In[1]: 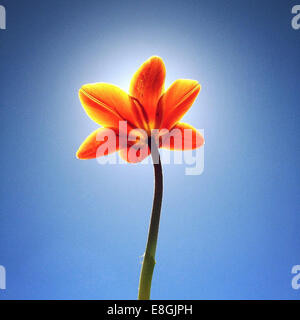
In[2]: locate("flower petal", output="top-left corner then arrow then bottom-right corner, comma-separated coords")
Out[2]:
157,80 -> 201,130
79,83 -> 137,130
119,144 -> 150,163
76,127 -> 120,159
130,56 -> 166,129
159,123 -> 204,150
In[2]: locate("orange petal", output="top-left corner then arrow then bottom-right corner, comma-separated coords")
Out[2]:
130,56 -> 166,129
76,127 -> 120,159
79,83 -> 137,130
158,80 -> 201,130
119,144 -> 150,163
159,123 -> 204,150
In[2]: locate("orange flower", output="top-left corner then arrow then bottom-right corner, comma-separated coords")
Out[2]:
76,56 -> 204,162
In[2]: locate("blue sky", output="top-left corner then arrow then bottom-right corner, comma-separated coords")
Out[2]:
0,0 -> 300,299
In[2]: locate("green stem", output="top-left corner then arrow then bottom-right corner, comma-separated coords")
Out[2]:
138,139 -> 163,300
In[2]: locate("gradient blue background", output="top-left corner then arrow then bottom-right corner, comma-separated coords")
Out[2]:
0,0 -> 300,300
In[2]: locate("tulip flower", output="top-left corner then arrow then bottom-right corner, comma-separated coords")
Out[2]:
77,56 -> 204,299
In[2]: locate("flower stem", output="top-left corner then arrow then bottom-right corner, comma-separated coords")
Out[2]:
138,139 -> 163,300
